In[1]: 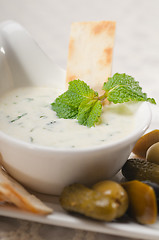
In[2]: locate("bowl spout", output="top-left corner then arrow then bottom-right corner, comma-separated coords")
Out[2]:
0,20 -> 66,91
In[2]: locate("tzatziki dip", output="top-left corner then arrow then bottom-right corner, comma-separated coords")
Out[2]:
0,87 -> 135,149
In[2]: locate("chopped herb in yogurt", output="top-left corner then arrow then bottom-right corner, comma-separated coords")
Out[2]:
10,113 -> 28,123
0,86 -> 138,148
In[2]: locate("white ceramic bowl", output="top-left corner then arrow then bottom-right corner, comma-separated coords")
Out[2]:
0,21 -> 152,195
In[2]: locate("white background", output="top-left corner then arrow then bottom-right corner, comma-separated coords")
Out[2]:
0,0 -> 159,97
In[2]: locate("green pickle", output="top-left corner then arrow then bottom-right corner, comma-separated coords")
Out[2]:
60,182 -> 128,221
122,158 -> 159,184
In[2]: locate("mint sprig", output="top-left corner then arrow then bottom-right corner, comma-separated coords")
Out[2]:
51,73 -> 156,127
102,73 -> 156,104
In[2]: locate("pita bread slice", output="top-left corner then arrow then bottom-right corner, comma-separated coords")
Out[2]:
0,167 -> 53,214
66,21 -> 116,93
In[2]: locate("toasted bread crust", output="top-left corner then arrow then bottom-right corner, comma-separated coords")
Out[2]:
66,21 -> 116,93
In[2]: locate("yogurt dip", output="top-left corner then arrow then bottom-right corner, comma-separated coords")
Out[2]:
0,87 -> 135,149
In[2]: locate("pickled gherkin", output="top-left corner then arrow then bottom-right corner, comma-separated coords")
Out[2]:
122,158 -> 159,184
60,183 -> 128,221
122,180 -> 157,224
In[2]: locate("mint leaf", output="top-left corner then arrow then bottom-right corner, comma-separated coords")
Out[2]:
86,100 -> 102,127
51,79 -> 98,121
147,98 -> 156,104
68,79 -> 98,98
103,73 -> 156,104
77,99 -> 102,127
51,101 -> 78,119
51,74 -> 156,127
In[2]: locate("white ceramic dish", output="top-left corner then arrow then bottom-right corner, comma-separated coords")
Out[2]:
0,21 -> 152,195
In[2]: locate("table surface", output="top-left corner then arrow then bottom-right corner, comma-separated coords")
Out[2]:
0,0 -> 159,239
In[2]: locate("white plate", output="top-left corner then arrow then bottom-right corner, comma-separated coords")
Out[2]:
0,192 -> 159,240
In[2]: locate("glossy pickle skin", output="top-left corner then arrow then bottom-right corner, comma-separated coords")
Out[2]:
146,142 -> 159,165
122,158 -> 159,184
132,130 -> 159,159
122,159 -> 159,224
92,180 -> 128,218
142,181 -> 159,207
60,183 -> 128,221
122,180 -> 157,224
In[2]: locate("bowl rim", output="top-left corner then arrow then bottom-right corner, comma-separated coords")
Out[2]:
0,101 -> 152,153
